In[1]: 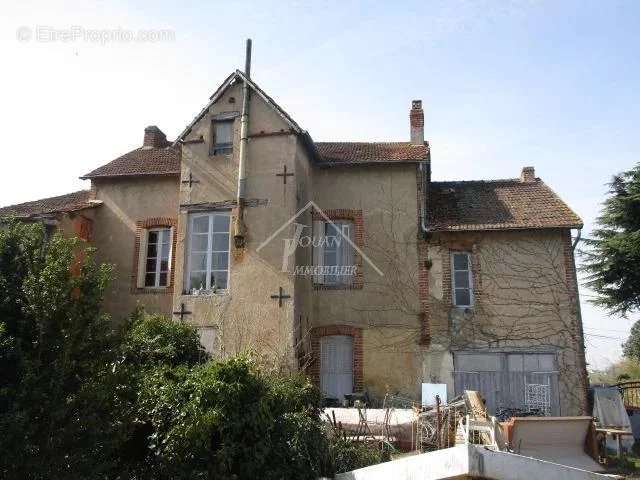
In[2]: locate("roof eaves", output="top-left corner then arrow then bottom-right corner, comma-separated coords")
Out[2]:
79,171 -> 180,180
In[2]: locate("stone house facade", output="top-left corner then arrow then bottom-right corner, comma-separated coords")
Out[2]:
0,69 -> 588,414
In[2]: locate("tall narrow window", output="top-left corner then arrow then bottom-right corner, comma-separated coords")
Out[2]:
211,120 -> 233,155
451,252 -> 473,307
313,220 -> 354,286
187,212 -> 230,293
145,228 -> 171,287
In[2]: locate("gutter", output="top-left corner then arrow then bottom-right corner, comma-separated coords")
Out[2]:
419,160 -> 431,236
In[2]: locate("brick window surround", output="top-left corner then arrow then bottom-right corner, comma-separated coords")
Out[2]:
309,325 -> 363,393
131,217 -> 177,294
311,208 -> 364,290
442,247 -> 481,308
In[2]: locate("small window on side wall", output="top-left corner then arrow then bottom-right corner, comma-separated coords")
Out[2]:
451,252 -> 473,307
210,120 -> 233,155
145,228 -> 171,287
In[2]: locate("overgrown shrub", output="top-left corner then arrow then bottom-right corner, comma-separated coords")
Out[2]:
330,437 -> 386,474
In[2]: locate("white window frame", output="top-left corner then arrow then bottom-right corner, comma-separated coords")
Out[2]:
451,251 -> 473,307
186,211 -> 231,293
144,227 -> 172,288
312,219 -> 354,286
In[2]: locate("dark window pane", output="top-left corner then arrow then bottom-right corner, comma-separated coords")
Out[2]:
145,273 -> 156,287
211,271 -> 228,289
146,259 -> 157,274
146,243 -> 157,258
190,271 -> 207,291
159,273 -> 168,287
213,215 -> 230,233
453,253 -> 469,270
147,231 -> 158,244
211,252 -> 228,270
160,259 -> 169,272
324,250 -> 337,267
455,289 -> 471,306
454,271 -> 469,289
212,234 -> 229,251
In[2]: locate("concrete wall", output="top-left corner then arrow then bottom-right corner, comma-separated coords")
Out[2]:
91,176 -> 179,321
422,229 -> 587,415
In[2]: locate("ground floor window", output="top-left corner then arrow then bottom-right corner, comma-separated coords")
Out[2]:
320,335 -> 354,401
453,351 -> 559,416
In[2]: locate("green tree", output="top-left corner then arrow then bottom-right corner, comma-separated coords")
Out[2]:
622,320 -> 640,361
582,164 -> 640,315
0,222 -> 116,479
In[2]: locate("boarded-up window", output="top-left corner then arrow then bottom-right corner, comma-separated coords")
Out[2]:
453,351 -> 559,416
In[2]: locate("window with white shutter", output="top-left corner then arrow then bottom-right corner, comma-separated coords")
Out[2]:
320,335 -> 354,400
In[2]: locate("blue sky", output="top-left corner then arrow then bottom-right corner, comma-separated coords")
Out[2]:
1,0 -> 639,368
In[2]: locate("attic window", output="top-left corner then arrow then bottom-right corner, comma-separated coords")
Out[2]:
211,120 -> 233,156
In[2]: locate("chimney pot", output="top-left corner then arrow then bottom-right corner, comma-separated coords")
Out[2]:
410,100 -> 424,145
520,166 -> 536,183
143,125 -> 167,148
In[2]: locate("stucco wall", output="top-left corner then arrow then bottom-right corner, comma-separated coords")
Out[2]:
310,165 -> 423,400
423,229 -> 587,415
91,176 -> 179,321
173,81 -> 300,368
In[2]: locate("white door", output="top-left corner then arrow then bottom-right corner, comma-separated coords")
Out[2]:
320,335 -> 353,400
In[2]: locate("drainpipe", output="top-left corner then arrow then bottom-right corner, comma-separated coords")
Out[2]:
233,38 -> 251,248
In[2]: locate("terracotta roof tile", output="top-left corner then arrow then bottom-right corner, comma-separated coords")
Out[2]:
427,178 -> 582,231
0,190 -> 98,219
81,145 -> 180,179
315,142 -> 429,165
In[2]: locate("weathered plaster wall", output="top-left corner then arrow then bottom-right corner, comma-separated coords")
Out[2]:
422,229 -> 587,415
91,176 -> 179,321
173,81 -> 300,368
310,165 -> 423,400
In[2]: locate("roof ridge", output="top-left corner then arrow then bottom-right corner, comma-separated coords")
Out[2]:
432,178 -> 524,185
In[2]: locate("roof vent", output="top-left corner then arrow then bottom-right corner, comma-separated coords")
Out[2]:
520,166 -> 536,183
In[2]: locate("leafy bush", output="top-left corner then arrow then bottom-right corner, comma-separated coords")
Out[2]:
0,222 -> 359,479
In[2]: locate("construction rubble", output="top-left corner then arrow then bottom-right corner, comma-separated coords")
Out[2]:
323,389 -> 632,479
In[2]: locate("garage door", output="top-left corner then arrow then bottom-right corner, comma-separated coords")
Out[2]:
453,352 -> 559,416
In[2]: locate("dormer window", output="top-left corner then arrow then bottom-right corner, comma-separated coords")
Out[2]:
211,120 -> 233,155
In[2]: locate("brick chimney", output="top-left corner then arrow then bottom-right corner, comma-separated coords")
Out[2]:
410,100 -> 424,145
143,125 -> 167,148
520,166 -> 536,183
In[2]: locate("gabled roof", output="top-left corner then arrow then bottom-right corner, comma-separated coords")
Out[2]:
80,145 -> 180,179
315,142 -> 429,166
174,70 -> 303,144
0,190 -> 100,219
427,178 -> 582,231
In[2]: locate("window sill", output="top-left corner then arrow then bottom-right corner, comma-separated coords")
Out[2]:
183,290 -> 229,297
132,286 -> 173,295
313,283 -> 363,291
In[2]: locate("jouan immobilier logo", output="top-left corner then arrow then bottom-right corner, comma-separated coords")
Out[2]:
256,201 -> 383,283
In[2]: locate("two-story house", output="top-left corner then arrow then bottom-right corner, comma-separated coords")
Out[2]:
0,67 -> 588,415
